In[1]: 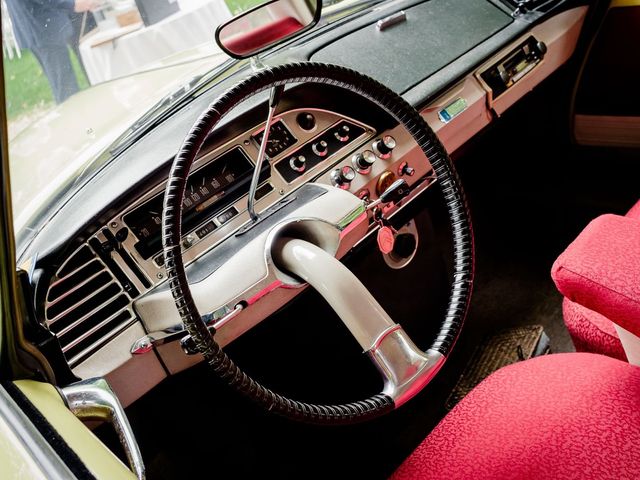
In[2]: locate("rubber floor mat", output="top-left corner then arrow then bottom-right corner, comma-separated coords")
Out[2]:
445,325 -> 550,410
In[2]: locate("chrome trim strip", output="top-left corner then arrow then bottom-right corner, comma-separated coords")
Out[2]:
52,245 -> 97,280
376,10 -> 406,30
48,277 -> 124,328
48,258 -> 99,286
208,303 -> 245,329
66,317 -> 137,368
61,308 -> 133,352
130,303 -> 244,355
45,270 -> 108,309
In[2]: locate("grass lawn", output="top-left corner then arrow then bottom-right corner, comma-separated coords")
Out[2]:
225,0 -> 265,15
3,48 -> 88,120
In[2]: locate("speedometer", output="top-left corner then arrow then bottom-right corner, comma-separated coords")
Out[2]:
124,147 -> 266,260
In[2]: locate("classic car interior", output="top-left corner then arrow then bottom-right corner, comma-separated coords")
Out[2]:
1,0 -> 639,478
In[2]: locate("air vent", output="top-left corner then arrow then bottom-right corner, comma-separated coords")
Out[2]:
45,244 -> 137,366
500,0 -> 559,14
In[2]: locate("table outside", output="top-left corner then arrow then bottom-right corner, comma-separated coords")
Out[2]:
80,0 -> 232,84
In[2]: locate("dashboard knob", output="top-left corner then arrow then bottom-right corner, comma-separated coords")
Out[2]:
352,150 -> 376,173
334,124 -> 350,142
182,234 -> 196,249
398,161 -> 415,177
289,155 -> 306,173
373,135 -> 396,159
296,112 -> 316,131
331,165 -> 356,189
312,140 -> 328,157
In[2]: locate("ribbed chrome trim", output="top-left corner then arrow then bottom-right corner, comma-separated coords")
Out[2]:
48,279 -> 121,327
49,258 -> 98,286
55,295 -> 126,340
61,307 -> 133,352
66,315 -> 136,368
45,241 -> 138,366
46,269 -> 108,308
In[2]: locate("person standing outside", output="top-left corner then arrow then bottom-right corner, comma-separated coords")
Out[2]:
5,0 -> 101,104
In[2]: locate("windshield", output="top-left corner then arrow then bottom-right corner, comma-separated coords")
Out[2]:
1,0 -> 364,248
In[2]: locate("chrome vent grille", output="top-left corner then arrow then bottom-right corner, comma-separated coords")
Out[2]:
500,0 -> 560,13
45,244 -> 136,366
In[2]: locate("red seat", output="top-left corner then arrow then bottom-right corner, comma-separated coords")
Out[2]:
554,200 -> 640,360
563,298 -> 627,360
391,353 -> 640,480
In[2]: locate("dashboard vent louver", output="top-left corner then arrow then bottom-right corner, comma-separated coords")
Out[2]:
499,0 -> 559,14
45,244 -> 136,367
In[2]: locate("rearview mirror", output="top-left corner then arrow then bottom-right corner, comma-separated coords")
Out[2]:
215,0 -> 322,59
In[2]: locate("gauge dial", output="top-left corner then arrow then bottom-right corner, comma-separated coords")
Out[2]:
252,120 -> 297,159
124,147 -> 256,259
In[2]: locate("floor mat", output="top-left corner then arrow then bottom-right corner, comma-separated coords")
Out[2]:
445,325 -> 550,410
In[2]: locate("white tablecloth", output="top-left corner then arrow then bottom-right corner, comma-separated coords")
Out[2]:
80,0 -> 231,84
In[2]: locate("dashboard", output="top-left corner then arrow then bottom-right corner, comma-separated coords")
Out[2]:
31,2 -> 588,407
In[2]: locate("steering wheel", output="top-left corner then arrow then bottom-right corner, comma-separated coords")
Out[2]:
162,62 -> 474,425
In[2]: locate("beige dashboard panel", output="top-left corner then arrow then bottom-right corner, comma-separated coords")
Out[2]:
14,380 -> 135,480
421,77 -> 492,154
72,322 -> 167,408
476,6 -> 588,116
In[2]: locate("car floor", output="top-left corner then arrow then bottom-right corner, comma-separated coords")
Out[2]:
99,67 -> 640,479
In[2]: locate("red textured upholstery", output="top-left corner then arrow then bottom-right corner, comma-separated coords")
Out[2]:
391,353 -> 640,480
559,200 -> 640,358
627,199 -> 640,219
563,298 -> 627,360
552,214 -> 640,338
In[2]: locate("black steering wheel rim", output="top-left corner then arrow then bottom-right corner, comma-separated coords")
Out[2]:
162,62 -> 474,425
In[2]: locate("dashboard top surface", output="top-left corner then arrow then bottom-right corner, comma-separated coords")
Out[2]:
312,0 -> 513,93
18,0 -> 569,263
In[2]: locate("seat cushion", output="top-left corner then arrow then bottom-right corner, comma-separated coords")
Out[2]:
391,353 -> 640,480
552,214 -> 640,339
563,298 -> 627,361
559,200 -> 639,358
627,199 -> 640,219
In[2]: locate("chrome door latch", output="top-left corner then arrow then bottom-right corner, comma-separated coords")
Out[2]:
59,377 -> 145,480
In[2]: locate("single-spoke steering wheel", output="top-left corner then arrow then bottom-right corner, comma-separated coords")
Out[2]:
162,63 -> 474,425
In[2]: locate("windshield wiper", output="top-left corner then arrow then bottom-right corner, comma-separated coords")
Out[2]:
110,58 -> 238,157
109,74 -> 204,157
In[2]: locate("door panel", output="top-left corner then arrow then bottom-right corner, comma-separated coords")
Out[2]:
14,380 -> 135,480
573,0 -> 640,146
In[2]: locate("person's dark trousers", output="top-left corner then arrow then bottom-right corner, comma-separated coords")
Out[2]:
32,45 -> 79,104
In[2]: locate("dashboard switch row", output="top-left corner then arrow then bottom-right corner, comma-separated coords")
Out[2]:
275,120 -> 365,183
